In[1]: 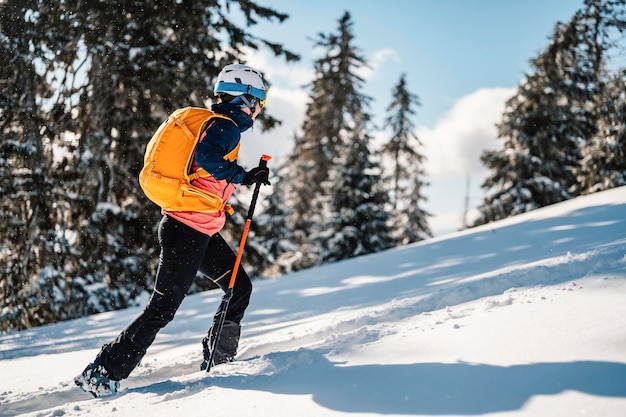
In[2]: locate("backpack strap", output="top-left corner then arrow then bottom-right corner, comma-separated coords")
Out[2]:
222,203 -> 234,215
189,168 -> 210,181
188,113 -> 238,181
188,112 -> 237,215
173,115 -> 196,141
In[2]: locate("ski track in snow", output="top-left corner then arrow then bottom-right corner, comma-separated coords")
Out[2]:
238,243 -> 626,359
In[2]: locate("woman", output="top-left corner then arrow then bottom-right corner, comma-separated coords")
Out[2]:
75,64 -> 270,397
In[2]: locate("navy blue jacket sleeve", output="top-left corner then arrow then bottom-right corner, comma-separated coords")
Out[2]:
194,118 -> 246,183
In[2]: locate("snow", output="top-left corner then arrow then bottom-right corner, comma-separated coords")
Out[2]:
1,187 -> 626,417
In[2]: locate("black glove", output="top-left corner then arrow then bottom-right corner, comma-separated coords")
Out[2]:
242,166 -> 270,186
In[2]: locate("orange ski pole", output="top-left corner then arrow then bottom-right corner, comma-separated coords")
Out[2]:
202,154 -> 271,372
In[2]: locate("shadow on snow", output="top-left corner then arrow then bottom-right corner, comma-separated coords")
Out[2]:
152,349 -> 626,415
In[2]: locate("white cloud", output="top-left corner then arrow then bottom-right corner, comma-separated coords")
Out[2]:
241,50 -> 513,194
239,50 -> 312,166
244,49 -> 313,91
241,85 -> 309,166
419,87 -> 515,177
356,48 -> 400,80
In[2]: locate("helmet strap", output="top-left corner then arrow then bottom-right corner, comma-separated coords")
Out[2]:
235,95 -> 258,112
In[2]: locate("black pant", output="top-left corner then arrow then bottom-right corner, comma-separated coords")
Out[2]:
99,215 -> 252,380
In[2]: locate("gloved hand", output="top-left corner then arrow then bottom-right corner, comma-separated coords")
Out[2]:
242,166 -> 270,186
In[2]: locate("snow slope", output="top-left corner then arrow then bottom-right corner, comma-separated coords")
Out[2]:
1,187 -> 626,417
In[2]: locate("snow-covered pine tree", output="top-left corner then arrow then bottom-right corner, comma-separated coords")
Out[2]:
381,74 -> 431,244
255,161 -> 300,277
283,12 -> 385,267
0,0 -> 93,330
575,0 -> 626,193
0,1 -> 297,330
403,175 -> 433,242
279,132 -> 323,270
475,14 -> 594,225
475,0 -> 626,225
322,129 -> 394,263
577,70 -> 626,192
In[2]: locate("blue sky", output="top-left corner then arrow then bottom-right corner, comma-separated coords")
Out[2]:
237,0 -> 585,235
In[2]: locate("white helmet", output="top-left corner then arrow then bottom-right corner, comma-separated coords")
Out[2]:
214,64 -> 268,108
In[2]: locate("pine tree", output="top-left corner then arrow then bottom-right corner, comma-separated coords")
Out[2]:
578,70 -> 626,192
403,175 -> 433,242
476,1 -> 626,225
322,130 -> 394,263
575,0 -> 626,192
0,0 -> 90,330
475,9 -> 601,225
0,1 -> 297,330
276,133 -> 320,269
381,74 -> 431,244
475,69 -> 579,224
255,162 -> 300,277
282,12 -> 390,267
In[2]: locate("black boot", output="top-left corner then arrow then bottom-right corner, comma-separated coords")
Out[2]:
201,320 -> 240,369
75,355 -> 121,398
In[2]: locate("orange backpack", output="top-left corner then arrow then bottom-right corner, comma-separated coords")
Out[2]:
139,107 -> 234,213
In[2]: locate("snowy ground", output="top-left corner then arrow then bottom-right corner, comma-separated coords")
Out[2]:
1,187 -> 626,417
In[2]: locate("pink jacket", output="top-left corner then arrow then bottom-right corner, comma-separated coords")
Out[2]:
164,160 -> 237,236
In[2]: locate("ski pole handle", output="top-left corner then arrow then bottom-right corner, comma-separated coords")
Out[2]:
246,154 -> 271,220
260,154 -> 271,168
